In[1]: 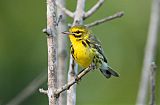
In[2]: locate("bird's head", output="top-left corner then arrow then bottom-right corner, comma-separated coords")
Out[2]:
62,25 -> 91,42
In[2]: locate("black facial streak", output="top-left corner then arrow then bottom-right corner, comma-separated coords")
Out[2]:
75,30 -> 80,34
73,34 -> 81,38
75,35 -> 82,38
77,38 -> 82,41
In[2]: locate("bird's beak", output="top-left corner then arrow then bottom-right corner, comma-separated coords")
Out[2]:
62,31 -> 71,35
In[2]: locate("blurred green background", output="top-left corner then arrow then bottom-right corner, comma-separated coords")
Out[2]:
0,0 -> 160,105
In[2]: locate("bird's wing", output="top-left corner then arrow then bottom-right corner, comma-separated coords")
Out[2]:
88,34 -> 108,63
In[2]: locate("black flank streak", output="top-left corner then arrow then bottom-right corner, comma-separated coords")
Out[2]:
82,41 -> 87,47
86,39 -> 91,47
71,45 -> 75,59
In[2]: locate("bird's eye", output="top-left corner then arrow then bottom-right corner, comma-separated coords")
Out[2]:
75,30 -> 81,34
72,30 -> 82,38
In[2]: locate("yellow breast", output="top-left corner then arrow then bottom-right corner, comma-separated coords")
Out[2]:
71,40 -> 94,68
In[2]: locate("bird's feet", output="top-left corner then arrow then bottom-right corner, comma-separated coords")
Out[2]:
89,63 -> 96,71
75,75 -> 81,84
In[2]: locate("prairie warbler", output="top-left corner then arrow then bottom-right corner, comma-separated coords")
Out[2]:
63,25 -> 119,78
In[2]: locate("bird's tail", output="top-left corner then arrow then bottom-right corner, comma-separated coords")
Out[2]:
100,62 -> 119,78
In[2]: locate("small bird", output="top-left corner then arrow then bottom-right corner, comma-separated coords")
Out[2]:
62,25 -> 119,78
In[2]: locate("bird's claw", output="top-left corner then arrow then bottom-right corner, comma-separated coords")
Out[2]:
75,75 -> 81,84
89,63 -> 96,70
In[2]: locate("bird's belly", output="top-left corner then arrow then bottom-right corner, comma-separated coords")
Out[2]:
74,46 -> 94,68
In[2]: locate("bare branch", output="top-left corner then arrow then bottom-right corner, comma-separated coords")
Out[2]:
41,0 -> 124,105
55,67 -> 92,96
57,0 -> 68,104
84,0 -> 104,19
73,0 -> 86,25
56,1 -> 74,18
136,0 -> 160,104
67,0 -> 86,105
86,11 -> 124,28
42,0 -> 59,105
149,62 -> 156,105
6,71 -> 47,105
67,58 -> 78,105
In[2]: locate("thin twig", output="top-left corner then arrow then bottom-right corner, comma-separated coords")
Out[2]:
149,62 -> 156,105
56,1 -> 74,18
6,71 -> 47,105
39,88 -> 48,95
42,28 -> 52,36
84,0 -> 104,19
56,15 -> 63,26
55,67 -> 92,96
86,11 -> 124,28
136,0 -> 160,104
